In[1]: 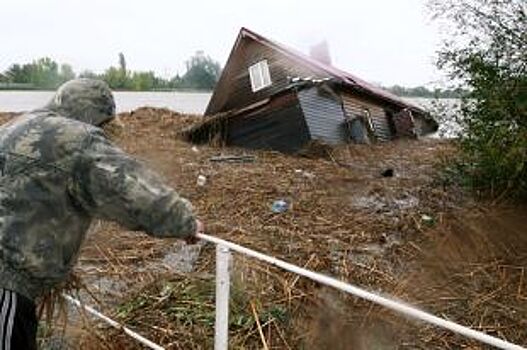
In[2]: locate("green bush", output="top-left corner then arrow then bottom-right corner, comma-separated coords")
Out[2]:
430,0 -> 527,200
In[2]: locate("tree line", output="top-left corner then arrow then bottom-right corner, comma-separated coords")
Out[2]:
0,53 -> 466,97
0,51 -> 222,91
384,85 -> 466,98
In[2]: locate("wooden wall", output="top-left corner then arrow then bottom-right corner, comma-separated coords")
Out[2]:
206,36 -> 330,115
341,93 -> 394,141
226,93 -> 310,152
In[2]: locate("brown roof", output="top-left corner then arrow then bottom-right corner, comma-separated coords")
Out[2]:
238,27 -> 425,113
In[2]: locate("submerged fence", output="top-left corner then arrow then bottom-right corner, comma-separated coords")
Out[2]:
65,233 -> 526,350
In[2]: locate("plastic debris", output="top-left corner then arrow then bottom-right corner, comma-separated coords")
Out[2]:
294,169 -> 315,179
421,214 -> 434,224
209,155 -> 255,163
196,175 -> 207,186
271,199 -> 289,213
302,171 -> 315,179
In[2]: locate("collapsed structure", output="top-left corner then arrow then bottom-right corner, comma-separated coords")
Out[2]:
187,27 -> 438,152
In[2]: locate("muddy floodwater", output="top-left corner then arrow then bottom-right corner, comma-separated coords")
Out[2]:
0,90 -> 212,114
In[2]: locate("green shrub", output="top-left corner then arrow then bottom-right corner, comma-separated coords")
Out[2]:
430,0 -> 527,200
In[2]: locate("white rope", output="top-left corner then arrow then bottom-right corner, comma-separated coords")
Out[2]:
62,294 -> 165,350
197,233 -> 526,350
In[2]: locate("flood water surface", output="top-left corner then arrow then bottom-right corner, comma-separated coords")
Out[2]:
0,90 -> 212,115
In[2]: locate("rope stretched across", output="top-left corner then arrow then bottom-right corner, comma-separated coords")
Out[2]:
197,233 -> 525,350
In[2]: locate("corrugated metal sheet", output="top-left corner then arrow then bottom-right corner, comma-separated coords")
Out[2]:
341,93 -> 393,141
298,87 -> 347,145
227,101 -> 310,153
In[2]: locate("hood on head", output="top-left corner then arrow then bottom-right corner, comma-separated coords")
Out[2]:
46,79 -> 116,126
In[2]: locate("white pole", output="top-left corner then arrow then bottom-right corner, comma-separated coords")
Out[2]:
197,233 -> 526,350
62,294 -> 165,350
214,244 -> 231,350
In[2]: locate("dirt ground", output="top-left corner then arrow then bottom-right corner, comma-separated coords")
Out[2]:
0,108 -> 525,349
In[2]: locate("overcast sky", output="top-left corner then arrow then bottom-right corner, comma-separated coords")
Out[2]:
1,0 -> 445,87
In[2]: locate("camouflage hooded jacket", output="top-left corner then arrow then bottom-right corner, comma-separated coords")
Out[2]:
0,79 -> 196,300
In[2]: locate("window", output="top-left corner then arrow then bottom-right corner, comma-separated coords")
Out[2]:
249,60 -> 272,92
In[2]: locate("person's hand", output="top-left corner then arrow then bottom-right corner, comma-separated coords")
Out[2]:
185,219 -> 204,245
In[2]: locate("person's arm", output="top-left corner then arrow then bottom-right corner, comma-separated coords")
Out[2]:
69,129 -> 197,239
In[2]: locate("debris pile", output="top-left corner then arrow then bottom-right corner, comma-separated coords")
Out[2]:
0,108 -> 524,349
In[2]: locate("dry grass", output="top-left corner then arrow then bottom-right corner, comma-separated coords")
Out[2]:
0,108 -> 524,349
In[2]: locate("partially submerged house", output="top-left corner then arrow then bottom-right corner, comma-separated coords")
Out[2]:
187,28 -> 438,152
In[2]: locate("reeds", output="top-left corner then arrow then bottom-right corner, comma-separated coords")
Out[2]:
1,108 -> 523,349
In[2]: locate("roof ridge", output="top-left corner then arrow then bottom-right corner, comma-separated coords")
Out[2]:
239,27 -> 424,112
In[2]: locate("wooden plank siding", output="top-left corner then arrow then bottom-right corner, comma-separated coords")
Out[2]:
206,36 -> 330,115
297,87 -> 347,144
226,92 -> 310,152
341,93 -> 394,141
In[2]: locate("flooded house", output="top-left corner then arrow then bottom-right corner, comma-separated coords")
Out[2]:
187,27 -> 438,152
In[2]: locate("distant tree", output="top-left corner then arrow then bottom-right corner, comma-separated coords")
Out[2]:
5,64 -> 33,84
103,66 -> 125,89
59,64 -> 76,83
384,85 -> 466,98
1,52 -> 211,91
151,75 -> 170,90
118,52 -> 127,75
101,53 -> 131,89
429,0 -> 527,200
78,70 -> 100,79
170,74 -> 182,89
3,58 -> 77,88
28,58 -> 62,88
180,51 -> 221,90
130,71 -> 155,91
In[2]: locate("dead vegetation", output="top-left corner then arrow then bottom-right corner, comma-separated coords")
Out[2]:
0,108 -> 525,349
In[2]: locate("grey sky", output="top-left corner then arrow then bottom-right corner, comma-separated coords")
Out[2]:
1,0 -> 443,87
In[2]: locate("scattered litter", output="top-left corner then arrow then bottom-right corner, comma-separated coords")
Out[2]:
191,146 -> 199,153
271,199 -> 289,213
394,195 -> 419,210
353,194 -> 419,212
294,169 -> 316,179
421,214 -> 434,224
303,171 -> 316,179
209,155 -> 256,163
196,175 -> 207,186
352,195 -> 386,211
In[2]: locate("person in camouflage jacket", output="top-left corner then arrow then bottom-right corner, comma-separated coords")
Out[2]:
0,79 -> 202,349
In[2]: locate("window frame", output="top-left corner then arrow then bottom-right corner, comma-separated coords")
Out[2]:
249,60 -> 272,92
362,108 -> 375,132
